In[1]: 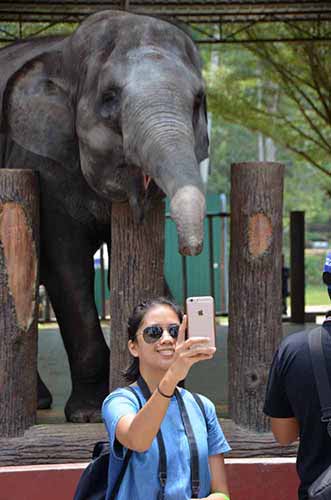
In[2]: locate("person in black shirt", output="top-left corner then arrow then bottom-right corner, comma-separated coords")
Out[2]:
264,312 -> 331,500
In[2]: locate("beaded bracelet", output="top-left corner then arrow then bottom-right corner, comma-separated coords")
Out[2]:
157,385 -> 174,398
214,493 -> 230,500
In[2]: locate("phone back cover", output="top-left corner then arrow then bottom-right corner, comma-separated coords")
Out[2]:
186,296 -> 216,347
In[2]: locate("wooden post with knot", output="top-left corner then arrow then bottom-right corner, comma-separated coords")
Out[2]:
109,199 -> 165,390
0,170 -> 39,437
228,162 -> 284,432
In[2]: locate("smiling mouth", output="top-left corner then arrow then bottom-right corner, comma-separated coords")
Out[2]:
157,349 -> 175,356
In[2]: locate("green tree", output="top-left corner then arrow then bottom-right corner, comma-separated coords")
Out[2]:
203,24 -> 331,237
205,23 -> 331,181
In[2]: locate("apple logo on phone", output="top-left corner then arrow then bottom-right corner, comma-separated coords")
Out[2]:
198,309 -> 204,316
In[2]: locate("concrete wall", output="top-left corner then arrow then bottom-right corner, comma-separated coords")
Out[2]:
0,458 -> 299,500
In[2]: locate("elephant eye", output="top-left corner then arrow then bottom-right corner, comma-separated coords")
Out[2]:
99,88 -> 121,120
103,89 -> 117,103
194,90 -> 204,107
192,90 -> 205,127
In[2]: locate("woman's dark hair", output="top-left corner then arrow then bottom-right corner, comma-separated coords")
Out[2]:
123,297 -> 183,383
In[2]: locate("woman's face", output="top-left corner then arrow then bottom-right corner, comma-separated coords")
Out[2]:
129,304 -> 181,374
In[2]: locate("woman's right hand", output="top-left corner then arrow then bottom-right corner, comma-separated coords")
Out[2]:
167,315 -> 216,384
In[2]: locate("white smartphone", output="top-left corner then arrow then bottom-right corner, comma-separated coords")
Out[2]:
185,296 -> 216,348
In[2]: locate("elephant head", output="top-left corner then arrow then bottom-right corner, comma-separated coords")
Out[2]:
2,11 -> 209,255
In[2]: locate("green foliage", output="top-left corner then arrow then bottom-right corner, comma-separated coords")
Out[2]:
208,120 -> 258,198
305,252 -> 328,287
202,26 -> 331,238
205,24 -> 331,181
206,101 -> 331,233
306,285 -> 330,306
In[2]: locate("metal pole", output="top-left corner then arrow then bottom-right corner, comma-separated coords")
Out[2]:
208,215 -> 215,299
100,244 -> 106,320
290,211 -> 305,323
182,255 -> 188,305
219,193 -> 229,313
45,293 -> 51,322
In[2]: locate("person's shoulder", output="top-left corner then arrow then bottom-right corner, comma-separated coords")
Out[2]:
182,389 -> 215,417
192,392 -> 213,409
102,385 -> 142,411
322,320 -> 331,332
280,329 -> 309,353
181,388 -> 209,403
274,330 -> 311,371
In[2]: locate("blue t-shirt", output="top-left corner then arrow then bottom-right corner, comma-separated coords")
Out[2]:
102,386 -> 231,500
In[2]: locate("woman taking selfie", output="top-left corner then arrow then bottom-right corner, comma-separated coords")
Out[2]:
102,297 -> 231,500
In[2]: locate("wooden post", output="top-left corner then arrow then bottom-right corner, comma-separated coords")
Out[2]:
109,200 -> 165,390
290,211 -> 305,323
228,162 -> 284,432
0,170 -> 39,437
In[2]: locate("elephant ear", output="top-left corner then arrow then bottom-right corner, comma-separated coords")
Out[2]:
194,94 -> 209,164
2,48 -> 76,166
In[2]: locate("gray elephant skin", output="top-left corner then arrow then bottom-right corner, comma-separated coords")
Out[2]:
0,10 -> 209,422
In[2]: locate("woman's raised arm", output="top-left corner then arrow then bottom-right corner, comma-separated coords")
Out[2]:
116,316 -> 216,452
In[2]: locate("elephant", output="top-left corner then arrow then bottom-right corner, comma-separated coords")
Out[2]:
0,10 -> 209,422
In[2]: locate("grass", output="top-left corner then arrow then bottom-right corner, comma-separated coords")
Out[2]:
306,285 -> 330,306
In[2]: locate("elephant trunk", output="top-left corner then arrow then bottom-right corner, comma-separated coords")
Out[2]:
123,100 -> 206,256
169,184 -> 205,256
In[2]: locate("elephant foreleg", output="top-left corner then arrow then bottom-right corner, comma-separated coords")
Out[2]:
37,372 -> 53,409
41,225 -> 109,423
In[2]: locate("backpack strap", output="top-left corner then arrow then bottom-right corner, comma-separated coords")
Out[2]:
175,389 -> 201,498
191,392 -> 208,432
308,326 -> 331,423
110,386 -> 142,500
137,376 -> 168,500
132,378 -> 209,500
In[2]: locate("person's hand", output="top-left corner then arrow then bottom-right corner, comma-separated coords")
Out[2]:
167,315 -> 216,384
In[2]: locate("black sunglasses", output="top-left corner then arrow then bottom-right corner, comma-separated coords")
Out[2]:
139,324 -> 180,344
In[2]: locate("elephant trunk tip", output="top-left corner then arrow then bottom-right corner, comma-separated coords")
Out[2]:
180,238 -> 203,256
170,185 -> 206,257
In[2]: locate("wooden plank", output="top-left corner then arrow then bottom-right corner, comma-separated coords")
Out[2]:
0,419 -> 297,466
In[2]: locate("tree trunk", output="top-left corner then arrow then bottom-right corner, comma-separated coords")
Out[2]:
228,162 -> 284,432
109,200 -> 165,390
0,170 -> 39,437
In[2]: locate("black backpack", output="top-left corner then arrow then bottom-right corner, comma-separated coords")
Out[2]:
73,386 -> 207,500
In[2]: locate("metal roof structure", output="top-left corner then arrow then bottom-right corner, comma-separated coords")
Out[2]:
0,1 -> 330,43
